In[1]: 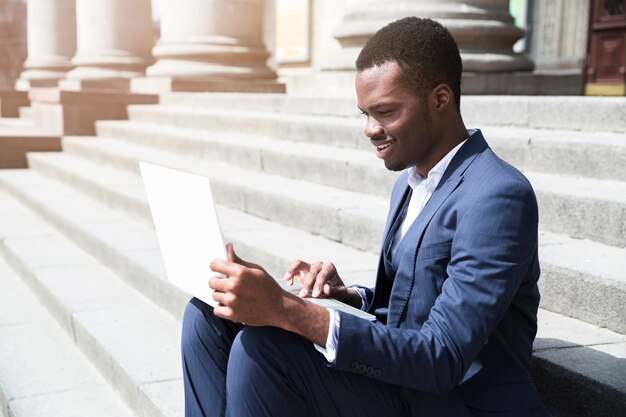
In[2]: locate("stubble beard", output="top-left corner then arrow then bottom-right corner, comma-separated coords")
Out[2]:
384,158 -> 407,172
384,106 -> 433,173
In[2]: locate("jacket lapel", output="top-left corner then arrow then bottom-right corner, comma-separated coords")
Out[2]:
386,130 -> 489,327
381,171 -> 411,242
370,172 -> 411,314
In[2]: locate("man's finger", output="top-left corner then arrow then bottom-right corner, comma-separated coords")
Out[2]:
209,275 -> 234,292
212,289 -> 226,305
312,262 -> 337,297
213,290 -> 237,307
283,260 -> 308,282
210,258 -> 242,276
323,283 -> 332,297
299,262 -> 322,297
322,262 -> 338,282
299,265 -> 318,296
312,266 -> 332,298
213,304 -> 233,321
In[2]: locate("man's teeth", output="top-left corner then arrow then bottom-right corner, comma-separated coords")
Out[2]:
377,143 -> 392,150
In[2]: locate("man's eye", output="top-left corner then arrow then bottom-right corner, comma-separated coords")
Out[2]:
378,110 -> 392,117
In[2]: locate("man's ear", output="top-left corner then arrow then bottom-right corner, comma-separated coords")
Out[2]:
432,84 -> 453,112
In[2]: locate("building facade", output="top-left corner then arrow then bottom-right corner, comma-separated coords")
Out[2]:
3,0 -> 625,95
274,0 -> 623,95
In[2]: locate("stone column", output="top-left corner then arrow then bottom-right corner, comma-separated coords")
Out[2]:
29,0 -> 158,135
133,0 -> 283,93
62,0 -> 155,90
530,0 -> 590,72
329,0 -> 534,72
15,0 -> 77,90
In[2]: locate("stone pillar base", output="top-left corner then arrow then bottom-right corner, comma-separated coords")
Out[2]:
15,77 -> 62,91
286,71 -> 583,96
131,76 -> 285,94
326,44 -> 535,75
0,119 -> 61,168
462,72 -> 583,96
28,88 -> 159,136
0,134 -> 61,168
0,90 -> 30,118
58,77 -> 133,92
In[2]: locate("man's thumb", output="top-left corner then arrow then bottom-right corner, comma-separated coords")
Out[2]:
226,243 -> 254,268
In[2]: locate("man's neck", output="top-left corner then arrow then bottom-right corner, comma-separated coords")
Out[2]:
415,124 -> 468,178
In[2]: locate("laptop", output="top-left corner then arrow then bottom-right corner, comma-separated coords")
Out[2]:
139,161 -> 375,321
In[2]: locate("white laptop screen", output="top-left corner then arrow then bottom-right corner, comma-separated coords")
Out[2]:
140,161 -> 225,307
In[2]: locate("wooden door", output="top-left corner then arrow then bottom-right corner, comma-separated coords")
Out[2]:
586,0 -> 626,95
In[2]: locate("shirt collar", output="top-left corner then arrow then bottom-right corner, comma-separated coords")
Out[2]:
406,129 -> 475,190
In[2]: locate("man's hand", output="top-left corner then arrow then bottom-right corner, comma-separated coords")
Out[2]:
283,260 -> 362,309
210,243 -> 284,327
209,244 -> 330,346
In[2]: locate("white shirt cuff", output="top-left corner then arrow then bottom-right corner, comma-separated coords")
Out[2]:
313,308 -> 340,363
353,287 -> 371,311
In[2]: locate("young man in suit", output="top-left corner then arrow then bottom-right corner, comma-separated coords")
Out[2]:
182,17 -> 548,417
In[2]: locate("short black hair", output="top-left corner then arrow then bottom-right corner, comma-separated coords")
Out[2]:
356,17 -> 462,109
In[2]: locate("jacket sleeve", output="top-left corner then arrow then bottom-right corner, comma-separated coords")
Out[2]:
331,179 -> 539,393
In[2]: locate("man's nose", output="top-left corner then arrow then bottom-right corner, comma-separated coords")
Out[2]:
364,117 -> 384,138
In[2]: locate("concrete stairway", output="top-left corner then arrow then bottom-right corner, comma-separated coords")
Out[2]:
0,92 -> 624,417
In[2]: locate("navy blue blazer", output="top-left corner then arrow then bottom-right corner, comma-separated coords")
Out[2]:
333,130 -> 546,415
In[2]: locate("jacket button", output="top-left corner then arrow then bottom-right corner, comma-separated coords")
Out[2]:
350,361 -> 359,371
357,364 -> 367,374
373,369 -> 382,378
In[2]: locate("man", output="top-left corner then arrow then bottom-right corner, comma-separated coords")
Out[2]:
181,17 -> 548,417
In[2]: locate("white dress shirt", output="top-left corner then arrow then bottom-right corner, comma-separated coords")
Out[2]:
314,133 -> 471,363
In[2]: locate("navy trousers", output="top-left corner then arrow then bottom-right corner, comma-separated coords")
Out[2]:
181,297 -> 476,417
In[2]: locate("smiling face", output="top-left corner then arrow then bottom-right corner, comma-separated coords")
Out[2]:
356,61 -> 442,175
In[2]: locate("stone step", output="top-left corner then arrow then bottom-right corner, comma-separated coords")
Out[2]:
159,92 -> 361,118
158,92 -> 626,133
65,130 -> 398,198
1,237 -> 183,417
538,231 -> 626,334
94,119 -> 626,184
0,169 -> 379,298
27,150 -> 389,253
0,193 -> 181,417
118,106 -> 626,182
12,149 -> 626,333
528,172 -> 626,248
60,135 -> 626,249
0,254 -> 138,417
531,309 -> 625,416
487,128 -> 626,182
0,188 -> 623,417
126,104 -> 369,150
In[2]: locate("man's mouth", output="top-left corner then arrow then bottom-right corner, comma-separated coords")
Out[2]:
372,138 -> 396,157
376,142 -> 393,151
